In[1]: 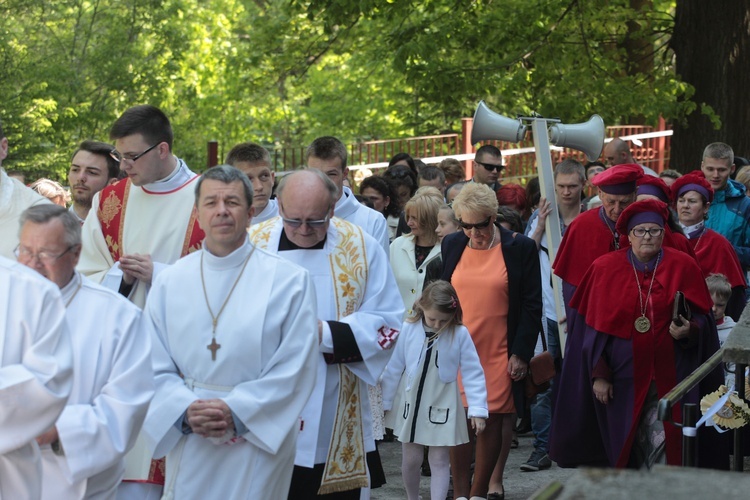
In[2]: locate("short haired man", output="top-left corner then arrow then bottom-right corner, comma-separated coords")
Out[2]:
17,205 -> 153,499
225,141 -> 278,223
522,159 -> 585,472
472,144 -> 504,191
249,170 -> 403,499
602,137 -> 658,176
418,165 -> 446,190
701,142 -> 750,268
0,119 -> 50,258
306,136 -> 389,254
0,256 -> 72,499
143,165 -> 318,499
76,105 -> 205,495
68,140 -> 120,224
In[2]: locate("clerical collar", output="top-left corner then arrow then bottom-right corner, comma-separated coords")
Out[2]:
629,249 -> 662,273
679,220 -> 704,238
142,158 -> 194,193
278,229 -> 326,251
202,238 -> 254,270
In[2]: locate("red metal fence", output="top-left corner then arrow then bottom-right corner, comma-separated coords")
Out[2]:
209,117 -> 672,182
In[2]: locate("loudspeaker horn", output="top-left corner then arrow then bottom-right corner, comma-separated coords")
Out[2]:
471,101 -> 527,144
548,115 -> 605,161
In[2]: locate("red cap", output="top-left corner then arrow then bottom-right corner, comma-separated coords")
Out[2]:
637,175 -> 672,203
591,163 -> 644,195
671,170 -> 714,203
616,199 -> 670,236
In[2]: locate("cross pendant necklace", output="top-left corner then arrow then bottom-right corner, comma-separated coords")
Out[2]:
200,246 -> 255,361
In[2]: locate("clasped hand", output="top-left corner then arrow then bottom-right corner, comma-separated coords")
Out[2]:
187,399 -> 234,438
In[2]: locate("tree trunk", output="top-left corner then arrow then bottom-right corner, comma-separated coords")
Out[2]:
671,1 -> 750,172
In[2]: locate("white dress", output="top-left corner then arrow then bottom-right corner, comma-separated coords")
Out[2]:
383,322 -> 487,447
389,333 -> 467,445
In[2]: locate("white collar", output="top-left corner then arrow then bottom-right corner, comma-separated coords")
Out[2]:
333,186 -> 358,218
141,158 -> 195,193
679,220 -> 704,235
201,237 -> 254,270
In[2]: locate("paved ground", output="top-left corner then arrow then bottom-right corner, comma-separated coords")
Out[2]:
372,432 -> 574,500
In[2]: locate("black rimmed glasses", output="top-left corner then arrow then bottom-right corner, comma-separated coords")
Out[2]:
281,214 -> 331,228
475,161 -> 504,173
631,227 -> 664,238
14,245 -> 78,264
110,143 -> 160,163
458,217 -> 492,230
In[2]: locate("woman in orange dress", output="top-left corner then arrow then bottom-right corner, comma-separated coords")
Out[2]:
440,183 -> 542,500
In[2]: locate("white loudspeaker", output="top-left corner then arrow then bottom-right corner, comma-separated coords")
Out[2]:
548,115 -> 605,161
471,101 -> 527,144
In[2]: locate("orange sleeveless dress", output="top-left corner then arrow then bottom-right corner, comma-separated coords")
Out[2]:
452,243 -> 514,414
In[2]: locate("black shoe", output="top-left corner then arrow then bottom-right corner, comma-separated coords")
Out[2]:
520,449 -> 552,471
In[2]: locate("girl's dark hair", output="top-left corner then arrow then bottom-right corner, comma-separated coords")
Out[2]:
359,175 -> 401,217
383,164 -> 418,198
407,280 -> 463,328
388,152 -> 418,178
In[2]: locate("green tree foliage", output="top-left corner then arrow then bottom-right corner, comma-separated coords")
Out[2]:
0,0 -> 705,180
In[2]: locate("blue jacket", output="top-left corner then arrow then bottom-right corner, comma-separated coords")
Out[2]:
706,178 -> 750,267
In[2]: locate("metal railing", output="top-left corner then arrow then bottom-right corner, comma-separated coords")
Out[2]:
658,314 -> 749,470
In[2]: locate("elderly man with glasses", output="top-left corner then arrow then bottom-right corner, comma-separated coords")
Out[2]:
76,104 -> 204,498
249,169 -> 403,500
17,204 -> 153,499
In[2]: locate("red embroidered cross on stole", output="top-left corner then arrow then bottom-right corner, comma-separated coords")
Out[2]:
97,177 -> 205,263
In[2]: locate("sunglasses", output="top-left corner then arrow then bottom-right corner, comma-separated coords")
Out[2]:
281,215 -> 330,228
476,161 -> 504,173
458,217 -> 492,230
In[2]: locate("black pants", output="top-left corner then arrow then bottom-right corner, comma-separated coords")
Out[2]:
287,465 -> 361,500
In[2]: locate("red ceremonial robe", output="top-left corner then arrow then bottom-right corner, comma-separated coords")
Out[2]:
688,228 -> 747,321
568,247 -> 720,467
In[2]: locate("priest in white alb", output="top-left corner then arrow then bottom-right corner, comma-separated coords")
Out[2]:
249,169 -> 403,499
0,256 -> 73,499
77,105 -> 204,308
76,105 -> 204,496
143,166 -> 319,498
16,205 -> 154,499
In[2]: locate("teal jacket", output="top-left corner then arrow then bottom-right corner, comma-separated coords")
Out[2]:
706,178 -> 750,267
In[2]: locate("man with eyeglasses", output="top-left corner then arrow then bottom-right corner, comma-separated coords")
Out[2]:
249,170 -> 403,499
305,136 -> 390,256
16,204 -> 153,499
0,119 -> 50,258
76,105 -> 204,497
472,144 -> 505,192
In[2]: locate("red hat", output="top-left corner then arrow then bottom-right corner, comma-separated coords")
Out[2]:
637,175 -> 672,204
671,170 -> 714,203
591,163 -> 644,195
616,199 -> 670,236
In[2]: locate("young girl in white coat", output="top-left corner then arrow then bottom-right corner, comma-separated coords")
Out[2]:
382,280 -> 488,500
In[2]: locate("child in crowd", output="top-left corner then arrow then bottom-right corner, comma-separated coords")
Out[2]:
382,280 -> 487,500
435,204 -> 460,241
707,273 -> 737,385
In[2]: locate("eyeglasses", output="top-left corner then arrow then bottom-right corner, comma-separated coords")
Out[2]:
631,227 -> 664,238
476,161 -> 504,173
458,217 -> 492,230
281,214 -> 331,228
110,143 -> 159,164
15,245 -> 77,264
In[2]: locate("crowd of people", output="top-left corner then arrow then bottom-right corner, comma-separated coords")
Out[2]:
0,104 -> 747,500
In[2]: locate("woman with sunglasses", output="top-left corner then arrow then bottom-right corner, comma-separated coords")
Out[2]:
439,182 -> 542,500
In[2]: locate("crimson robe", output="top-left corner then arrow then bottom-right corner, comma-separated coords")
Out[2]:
688,228 -> 747,321
549,247 -> 725,469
